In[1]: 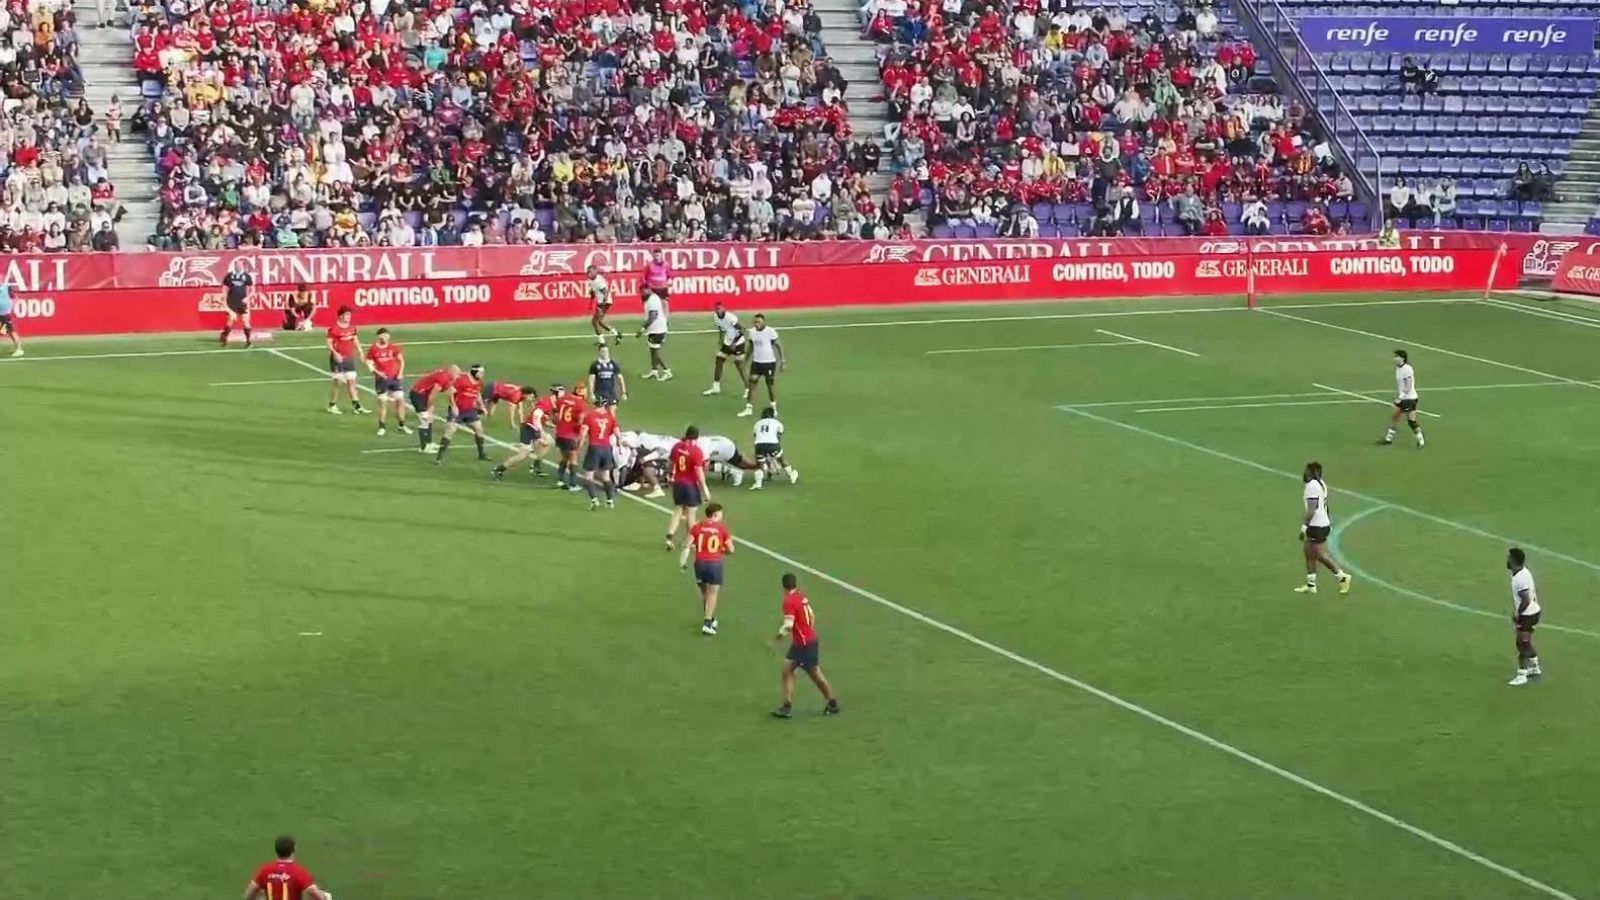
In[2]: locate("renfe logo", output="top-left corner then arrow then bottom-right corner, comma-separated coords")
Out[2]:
1301,15 -> 1593,54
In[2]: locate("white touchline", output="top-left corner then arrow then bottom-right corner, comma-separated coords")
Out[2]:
360,448 -> 416,454
1136,398 -> 1374,414
1312,382 -> 1444,419
299,632 -> 323,637
1095,328 -> 1202,357
266,346 -> 1578,900
0,296 -> 1475,364
924,340 -> 1137,355
1264,309 -> 1600,392
1483,297 -> 1600,330
1068,381 -> 1581,409
209,377 -> 328,387
1058,403 -> 1600,577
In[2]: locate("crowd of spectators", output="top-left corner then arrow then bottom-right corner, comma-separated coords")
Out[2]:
0,0 -> 124,251
129,0 -> 911,249
868,0 -> 1363,236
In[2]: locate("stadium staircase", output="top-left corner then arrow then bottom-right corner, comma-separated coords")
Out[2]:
811,0 -> 897,219
1542,103 -> 1600,234
73,0 -> 161,249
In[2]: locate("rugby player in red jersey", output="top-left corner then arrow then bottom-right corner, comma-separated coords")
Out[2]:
324,306 -> 366,416
490,385 -> 551,481
434,365 -> 490,464
483,380 -> 534,433
580,398 -> 621,510
551,383 -> 590,492
363,327 -> 410,438
770,573 -> 840,718
664,426 -> 710,550
681,502 -> 733,635
407,364 -> 460,452
243,835 -> 333,900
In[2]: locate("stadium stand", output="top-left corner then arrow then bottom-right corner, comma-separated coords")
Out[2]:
1267,0 -> 1600,233
863,0 -> 1365,236
127,0 -> 895,249
0,0 -> 124,251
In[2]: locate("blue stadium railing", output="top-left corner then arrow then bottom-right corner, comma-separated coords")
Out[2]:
1233,0 -> 1386,231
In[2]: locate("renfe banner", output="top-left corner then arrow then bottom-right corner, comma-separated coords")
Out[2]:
1298,17 -> 1596,54
5,249 -> 1516,337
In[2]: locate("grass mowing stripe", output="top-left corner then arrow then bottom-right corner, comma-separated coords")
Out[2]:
1057,404 -> 1600,577
1331,506 -> 1600,640
266,347 -> 1581,900
1312,381 -> 1444,418
0,296 -> 1476,364
1263,309 -> 1600,391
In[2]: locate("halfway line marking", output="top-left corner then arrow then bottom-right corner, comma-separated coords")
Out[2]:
1264,309 -> 1600,392
1068,381 -> 1579,409
1136,398 -> 1373,414
925,340 -> 1136,356
1096,328 -> 1202,357
1331,506 -> 1600,639
1057,403 -> 1600,576
268,347 -> 1579,900
1313,382 -> 1443,419
209,377 -> 328,387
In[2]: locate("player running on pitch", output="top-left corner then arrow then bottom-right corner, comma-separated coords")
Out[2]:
770,572 -> 840,717
588,265 -> 622,345
682,503 -> 734,635
1294,461 -> 1352,595
580,398 -> 622,510
637,290 -> 673,381
434,365 -> 490,464
1379,349 -> 1425,448
665,426 -> 711,550
407,364 -> 460,452
363,327 -> 411,437
325,306 -> 367,416
739,314 -> 783,417
702,302 -> 748,397
492,385 -> 559,479
0,281 -> 22,357
1506,547 -> 1544,686
749,406 -> 799,489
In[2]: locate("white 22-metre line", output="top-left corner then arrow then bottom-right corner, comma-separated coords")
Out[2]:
264,346 -> 1580,900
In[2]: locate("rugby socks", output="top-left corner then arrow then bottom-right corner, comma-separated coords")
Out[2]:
752,470 -> 765,489
219,326 -> 230,345
584,476 -> 597,499
418,425 -> 431,450
1305,573 -> 1318,589
474,434 -> 487,459
242,326 -> 252,346
604,478 -> 616,501
435,437 -> 450,462
1383,427 -> 1396,443
1407,419 -> 1425,446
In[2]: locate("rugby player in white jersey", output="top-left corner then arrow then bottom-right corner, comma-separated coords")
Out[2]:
618,431 -> 672,498
703,302 -> 749,397
698,433 -> 759,487
637,290 -> 673,381
1379,349 -> 1424,448
1506,547 -> 1544,686
738,314 -> 783,417
588,265 -> 622,345
749,406 -> 799,490
1294,461 -> 1352,595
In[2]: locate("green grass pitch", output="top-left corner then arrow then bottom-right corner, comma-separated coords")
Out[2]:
3,291 -> 1599,899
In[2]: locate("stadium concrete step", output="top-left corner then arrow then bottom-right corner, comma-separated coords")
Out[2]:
68,12 -> 160,250
812,0 -> 895,213
1546,100 -> 1600,225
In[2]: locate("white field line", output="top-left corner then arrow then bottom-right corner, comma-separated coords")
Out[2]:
1482,297 -> 1600,329
1136,398 -> 1374,414
1067,380 -> 1580,409
1312,382 -> 1444,419
1263,309 -> 1600,392
924,340 -> 1136,356
209,377 -> 328,387
1095,328 -> 1202,357
1057,403 -> 1600,578
0,296 -> 1477,364
1511,288 -> 1600,306
360,448 -> 416,454
264,346 -> 1580,900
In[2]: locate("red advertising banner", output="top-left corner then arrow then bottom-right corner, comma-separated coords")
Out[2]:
0,231 -> 1559,294
1549,250 -> 1600,295
7,248 -> 1514,338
